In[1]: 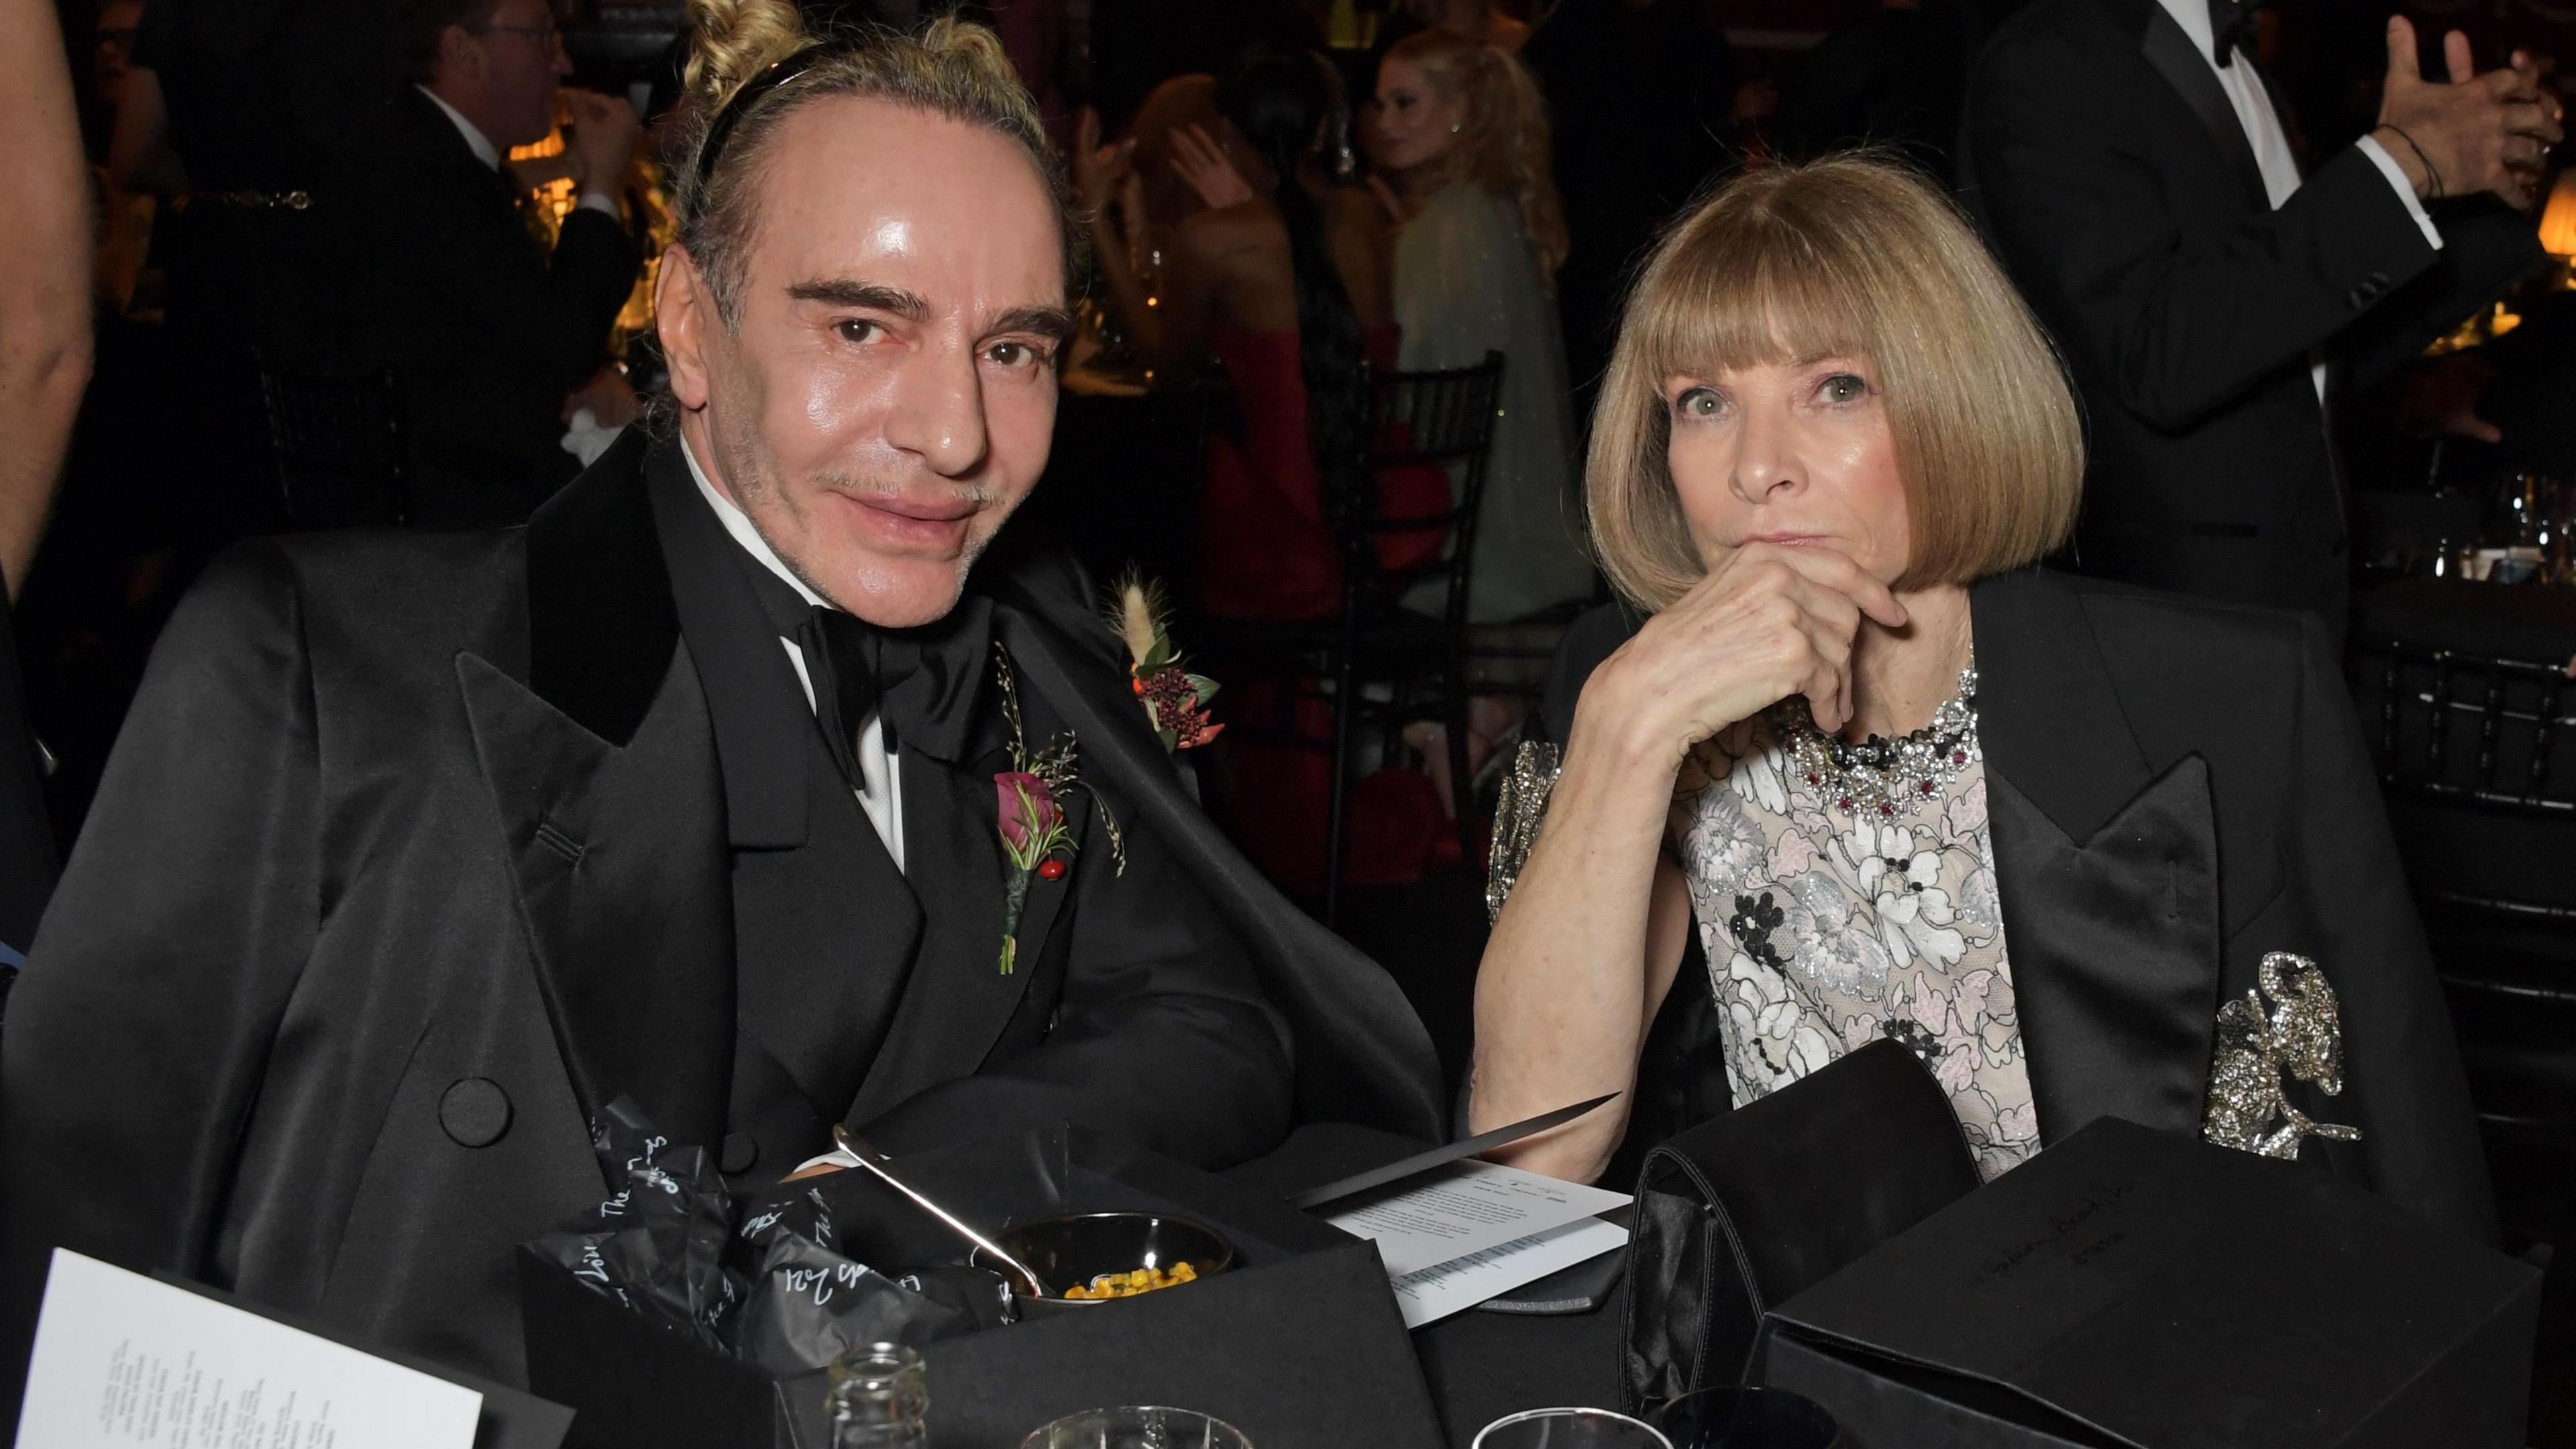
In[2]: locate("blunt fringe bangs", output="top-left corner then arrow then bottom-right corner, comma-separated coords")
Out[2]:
1587,154 -> 2084,610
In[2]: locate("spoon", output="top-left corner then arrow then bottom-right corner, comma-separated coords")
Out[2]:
830,1125 -> 1054,1300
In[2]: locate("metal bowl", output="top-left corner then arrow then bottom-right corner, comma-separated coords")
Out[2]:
971,1212 -> 1235,1316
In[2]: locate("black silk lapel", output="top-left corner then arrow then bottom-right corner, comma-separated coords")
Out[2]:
643,438 -> 813,849
844,741 -> 1072,1122
1972,571 -> 2157,845
1987,757 -> 2224,1145
525,427 -> 680,749
2137,0 -> 2272,211
456,649 -> 735,1156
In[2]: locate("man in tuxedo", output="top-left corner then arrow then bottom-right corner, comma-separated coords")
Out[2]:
362,0 -> 643,527
0,19 -> 1442,1405
1962,5 -> 2561,637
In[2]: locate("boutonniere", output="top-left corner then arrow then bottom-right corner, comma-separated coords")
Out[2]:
992,647 -> 1124,974
1109,572 -> 1222,752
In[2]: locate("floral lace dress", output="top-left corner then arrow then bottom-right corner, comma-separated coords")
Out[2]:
1671,698 -> 2041,1181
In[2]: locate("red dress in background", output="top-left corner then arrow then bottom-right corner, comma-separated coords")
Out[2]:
1197,323 -> 1448,621
1197,323 -> 1460,896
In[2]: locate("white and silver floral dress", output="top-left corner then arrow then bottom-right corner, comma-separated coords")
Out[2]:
1671,673 -> 2040,1181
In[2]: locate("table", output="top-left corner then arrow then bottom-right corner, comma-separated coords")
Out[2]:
2358,576 -> 2576,663
1226,1125 -> 1627,1448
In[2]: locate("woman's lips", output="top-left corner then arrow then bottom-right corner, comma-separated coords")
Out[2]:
1735,532 -> 1830,547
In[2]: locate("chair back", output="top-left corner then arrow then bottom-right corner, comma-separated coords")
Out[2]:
257,361 -> 409,529
1345,350 -> 1505,628
2351,635 -> 2576,1246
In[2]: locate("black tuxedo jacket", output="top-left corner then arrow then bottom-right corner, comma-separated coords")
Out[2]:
350,87 -> 640,529
0,432 -> 1442,1403
1958,0 -> 2544,635
1538,570 -> 2491,1242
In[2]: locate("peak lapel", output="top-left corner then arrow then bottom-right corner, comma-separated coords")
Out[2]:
1973,572 -> 2224,1145
458,433 -> 735,1157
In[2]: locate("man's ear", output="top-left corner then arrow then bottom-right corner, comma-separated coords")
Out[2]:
436,23 -> 482,86
657,244 -> 716,412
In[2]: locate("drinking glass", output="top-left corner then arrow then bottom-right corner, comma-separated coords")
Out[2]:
1656,1387 -> 1840,1449
1472,1407 -> 1673,1449
1020,1406 -> 1252,1449
826,1342 -> 928,1449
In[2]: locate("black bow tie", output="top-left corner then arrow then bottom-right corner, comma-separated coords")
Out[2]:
2207,0 -> 2264,68
790,598 -> 994,784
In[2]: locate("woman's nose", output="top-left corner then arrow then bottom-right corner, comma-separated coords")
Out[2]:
1729,408 -> 1807,505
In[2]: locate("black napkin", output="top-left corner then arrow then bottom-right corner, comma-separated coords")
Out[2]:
525,1099 -> 1000,1377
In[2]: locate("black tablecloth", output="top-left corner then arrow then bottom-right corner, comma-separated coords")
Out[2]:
1225,1124 -> 1625,1447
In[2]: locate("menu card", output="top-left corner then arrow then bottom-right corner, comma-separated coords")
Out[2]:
15,1249 -> 484,1448
1324,1161 -> 1629,1327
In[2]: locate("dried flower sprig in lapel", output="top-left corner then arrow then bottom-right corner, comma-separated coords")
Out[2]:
1108,571 -> 1222,752
991,646 -> 1124,974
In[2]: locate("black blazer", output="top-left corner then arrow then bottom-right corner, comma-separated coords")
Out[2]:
1535,569 -> 2491,1242
351,87 -> 641,529
0,431 -> 1443,1405
1957,0 -> 2544,636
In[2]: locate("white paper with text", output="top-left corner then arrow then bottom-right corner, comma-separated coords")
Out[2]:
1385,1217 -> 1630,1329
1324,1159 -> 1629,1277
15,1249 -> 482,1449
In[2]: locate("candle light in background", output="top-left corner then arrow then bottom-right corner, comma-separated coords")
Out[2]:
2538,170 -> 2576,258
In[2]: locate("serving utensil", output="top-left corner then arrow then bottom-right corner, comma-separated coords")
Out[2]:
830,1124 -> 1053,1300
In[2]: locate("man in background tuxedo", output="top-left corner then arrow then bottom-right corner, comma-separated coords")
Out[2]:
364,0 -> 643,527
1962,3 -> 2560,637
0,17 -> 1442,1410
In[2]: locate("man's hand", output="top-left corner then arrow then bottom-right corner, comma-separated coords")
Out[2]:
2375,16 -> 2563,209
561,364 -> 639,429
564,89 -> 641,204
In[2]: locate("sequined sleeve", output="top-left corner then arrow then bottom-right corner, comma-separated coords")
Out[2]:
1486,740 -> 1563,925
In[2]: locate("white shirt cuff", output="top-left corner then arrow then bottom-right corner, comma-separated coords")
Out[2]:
2356,134 -> 2443,250
576,191 -> 619,219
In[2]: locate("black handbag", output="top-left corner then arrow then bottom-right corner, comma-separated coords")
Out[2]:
1617,1037 -> 1982,1413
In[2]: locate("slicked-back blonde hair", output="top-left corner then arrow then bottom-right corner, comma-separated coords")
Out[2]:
1588,154 -> 2083,608
1383,28 -> 1567,280
672,0 -> 1074,328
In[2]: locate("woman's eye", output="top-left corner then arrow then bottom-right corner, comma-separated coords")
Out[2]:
833,319 -> 884,346
1672,387 -> 1723,420
1818,372 -> 1870,404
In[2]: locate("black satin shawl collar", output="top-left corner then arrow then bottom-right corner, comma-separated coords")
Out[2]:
1972,570 -> 2226,1144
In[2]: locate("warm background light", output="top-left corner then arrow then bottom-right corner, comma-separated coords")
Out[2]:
2540,170 -> 2576,258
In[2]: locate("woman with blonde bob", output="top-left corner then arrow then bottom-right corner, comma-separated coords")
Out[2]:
1470,156 -> 2488,1240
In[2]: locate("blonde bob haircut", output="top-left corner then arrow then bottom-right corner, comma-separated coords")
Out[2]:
1587,154 -> 2084,610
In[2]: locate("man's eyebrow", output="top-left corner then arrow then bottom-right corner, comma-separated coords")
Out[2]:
786,279 -> 930,320
987,305 -> 1078,345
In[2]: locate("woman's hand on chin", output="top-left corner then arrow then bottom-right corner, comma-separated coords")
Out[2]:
1581,542 -> 1908,767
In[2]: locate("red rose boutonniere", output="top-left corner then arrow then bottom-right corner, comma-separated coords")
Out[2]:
992,648 -> 1124,974
1108,572 -> 1222,752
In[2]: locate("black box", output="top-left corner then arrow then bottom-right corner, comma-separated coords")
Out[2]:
1752,1118 -> 2540,1449
521,1135 -> 1448,1449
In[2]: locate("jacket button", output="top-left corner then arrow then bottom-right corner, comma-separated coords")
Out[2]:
439,1078 -> 512,1148
721,1132 -> 758,1175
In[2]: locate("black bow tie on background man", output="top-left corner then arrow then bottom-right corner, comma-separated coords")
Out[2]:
2207,0 -> 2268,68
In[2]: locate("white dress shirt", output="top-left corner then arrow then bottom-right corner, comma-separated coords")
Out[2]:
416,85 -> 619,219
682,437 -> 909,872
2150,0 -> 2440,403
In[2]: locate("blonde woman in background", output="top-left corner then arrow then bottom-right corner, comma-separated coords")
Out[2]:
1371,27 -> 1594,625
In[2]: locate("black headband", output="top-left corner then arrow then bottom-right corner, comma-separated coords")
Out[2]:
688,43 -> 839,206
